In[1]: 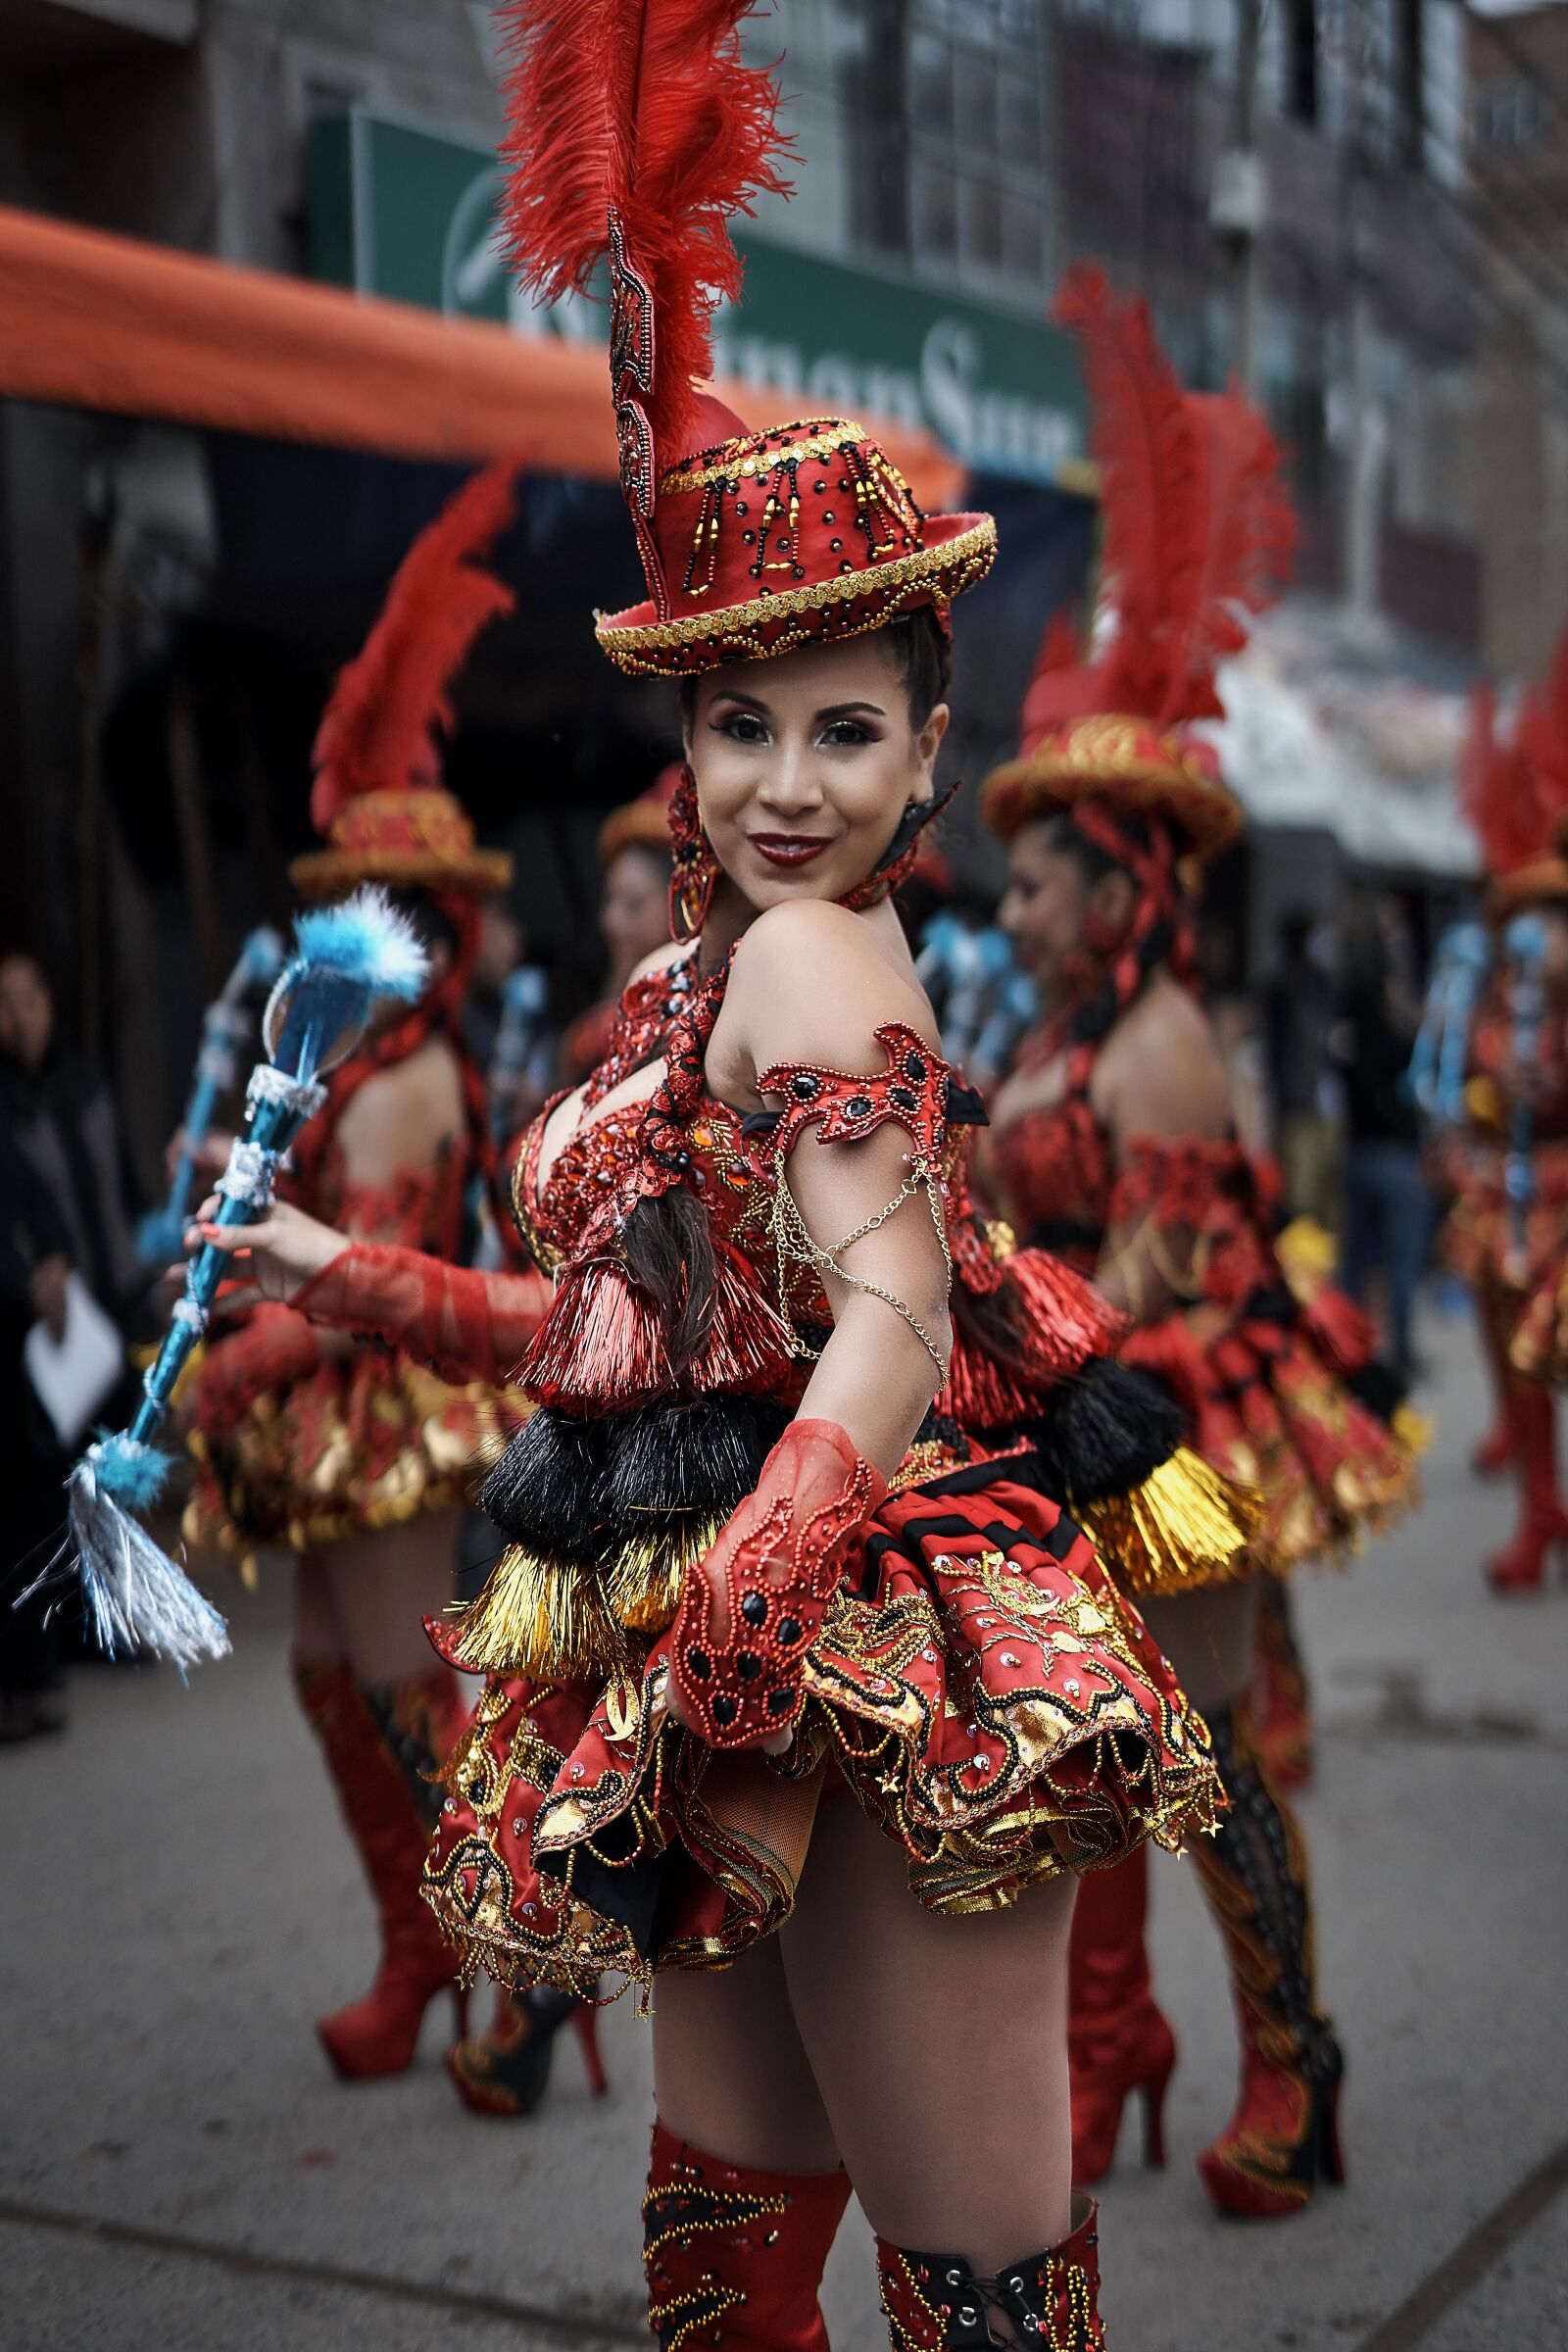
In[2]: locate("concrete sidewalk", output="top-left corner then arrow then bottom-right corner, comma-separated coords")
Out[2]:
3,1310 -> 1565,2351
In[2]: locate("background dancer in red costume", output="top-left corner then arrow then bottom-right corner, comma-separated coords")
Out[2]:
181,462 -> 546,2082
561,767 -> 677,1084
185,9 -> 1270,2342
981,270 -> 1421,2221
1438,640 -> 1568,1591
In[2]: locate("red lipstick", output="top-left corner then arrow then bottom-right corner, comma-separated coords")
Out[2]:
750,832 -> 833,870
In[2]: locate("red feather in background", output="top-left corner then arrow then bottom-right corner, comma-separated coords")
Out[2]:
496,0 -> 793,465
1018,267 -> 1294,750
1459,681 -> 1551,879
310,461 -> 519,837
1515,624 -> 1568,838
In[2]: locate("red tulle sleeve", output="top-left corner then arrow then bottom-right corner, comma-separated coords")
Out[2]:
293,1245 -> 554,1387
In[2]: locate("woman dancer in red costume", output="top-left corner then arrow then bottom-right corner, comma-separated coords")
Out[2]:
1440,645 -> 1568,1589
187,11 -> 1266,2341
183,463 -> 543,2082
981,272 -> 1421,2221
561,768 -> 677,1084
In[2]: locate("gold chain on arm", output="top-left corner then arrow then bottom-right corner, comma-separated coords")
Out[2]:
764,1150 -> 953,1377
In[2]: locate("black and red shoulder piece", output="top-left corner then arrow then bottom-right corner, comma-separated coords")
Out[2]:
750,1022 -> 955,1166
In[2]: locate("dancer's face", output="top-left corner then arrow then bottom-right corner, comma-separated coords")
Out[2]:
601,846 -> 671,978
684,633 -> 948,915
992,818 -> 1128,992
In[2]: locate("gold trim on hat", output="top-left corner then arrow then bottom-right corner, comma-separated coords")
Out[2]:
595,514 -> 998,675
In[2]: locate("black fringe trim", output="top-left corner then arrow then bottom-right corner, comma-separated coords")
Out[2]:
1024,1358 -> 1188,1505
477,1395 -> 792,1558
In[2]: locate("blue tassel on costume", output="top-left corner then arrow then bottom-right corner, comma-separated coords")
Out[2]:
64,888 -> 428,1668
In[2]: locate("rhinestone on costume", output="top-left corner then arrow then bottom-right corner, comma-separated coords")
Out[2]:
737,1652 -> 761,1680
686,1646 -> 711,1681
766,1689 -> 794,1716
712,1693 -> 737,1725
741,1592 -> 767,1626
778,1616 -> 802,1644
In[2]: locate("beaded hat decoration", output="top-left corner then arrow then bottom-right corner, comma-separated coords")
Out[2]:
982,267 -> 1297,861
1462,628 -> 1568,915
291,461 -> 517,901
497,1 -> 995,679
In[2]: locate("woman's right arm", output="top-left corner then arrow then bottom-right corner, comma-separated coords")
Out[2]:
189,1200 -> 552,1387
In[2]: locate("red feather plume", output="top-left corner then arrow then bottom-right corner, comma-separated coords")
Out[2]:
1020,267 -> 1294,750
311,462 -> 518,836
1466,625 -> 1568,877
496,1 -> 792,465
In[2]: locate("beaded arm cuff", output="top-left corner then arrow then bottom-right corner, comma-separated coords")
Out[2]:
663,1418 -> 888,1750
749,1023 -> 956,1376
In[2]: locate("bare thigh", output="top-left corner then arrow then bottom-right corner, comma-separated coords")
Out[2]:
296,1507 -> 464,1684
1141,1577 -> 1259,1715
781,1793 -> 1076,2268
652,1930 -> 841,2175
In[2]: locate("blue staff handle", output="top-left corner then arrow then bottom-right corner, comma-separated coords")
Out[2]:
1503,914 -> 1547,1259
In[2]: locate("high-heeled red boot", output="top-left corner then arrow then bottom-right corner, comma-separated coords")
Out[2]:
1191,1698 -> 1345,2220
446,1984 -> 610,2118
1254,1572 -> 1313,1789
1486,1380 -> 1568,1592
293,1658 -> 468,2080
878,2194 -> 1106,2349
1067,1843 -> 1176,2184
643,2122 -> 852,2352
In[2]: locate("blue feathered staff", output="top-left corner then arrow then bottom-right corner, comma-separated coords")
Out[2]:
137,924 -> 287,1266
65,888 -> 428,1668
1408,918 -> 1491,1128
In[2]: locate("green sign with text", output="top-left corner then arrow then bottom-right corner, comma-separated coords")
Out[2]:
308,108 -> 1085,481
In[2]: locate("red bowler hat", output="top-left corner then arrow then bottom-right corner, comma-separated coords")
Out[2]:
594,407 -> 996,679
497,4 -> 994,685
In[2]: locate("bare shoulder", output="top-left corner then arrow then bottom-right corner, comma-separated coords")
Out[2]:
338,1031 -> 464,1168
723,901 -> 937,1082
1098,975 -> 1231,1143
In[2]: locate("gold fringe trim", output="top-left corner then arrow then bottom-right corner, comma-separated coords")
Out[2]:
1079,1448 -> 1264,1597
439,1516 -> 727,1679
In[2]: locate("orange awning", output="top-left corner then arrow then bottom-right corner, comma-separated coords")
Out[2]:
0,204 -> 963,508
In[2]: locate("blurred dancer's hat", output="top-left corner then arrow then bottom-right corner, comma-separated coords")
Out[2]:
982,268 -> 1297,862
291,463 -> 517,902
1463,633 -> 1568,915
598,763 -> 680,867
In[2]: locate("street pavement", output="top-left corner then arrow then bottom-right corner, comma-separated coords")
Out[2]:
3,1306 -> 1565,2351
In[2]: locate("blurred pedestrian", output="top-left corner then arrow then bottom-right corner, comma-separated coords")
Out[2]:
1262,908 -> 1339,1225
1333,892 -> 1428,1380
0,1122 -> 74,1740
0,948 -> 148,1336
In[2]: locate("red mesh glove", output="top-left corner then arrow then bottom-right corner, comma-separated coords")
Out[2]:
294,1244 -> 553,1387
664,1420 -> 887,1751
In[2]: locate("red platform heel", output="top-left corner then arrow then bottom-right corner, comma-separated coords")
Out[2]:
1191,1698 -> 1346,2220
644,2121 -> 851,2352
293,1659 -> 467,2080
1486,1382 -> 1568,1592
1068,1842 -> 1178,2184
446,1984 -> 611,2118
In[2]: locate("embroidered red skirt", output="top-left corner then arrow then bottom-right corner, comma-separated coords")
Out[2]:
420,1469 -> 1217,2001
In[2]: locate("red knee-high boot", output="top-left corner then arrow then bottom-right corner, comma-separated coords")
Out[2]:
1486,1378 -> 1568,1592
643,2123 -> 851,2352
1067,1844 -> 1177,2184
293,1658 -> 468,2079
877,2196 -> 1107,2349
